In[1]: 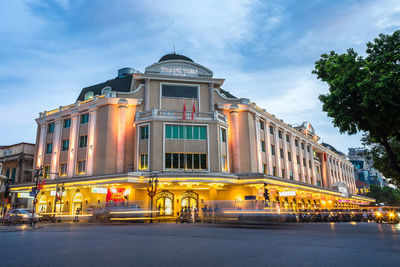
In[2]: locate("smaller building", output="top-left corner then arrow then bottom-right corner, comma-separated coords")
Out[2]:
0,143 -> 35,209
348,147 -> 385,194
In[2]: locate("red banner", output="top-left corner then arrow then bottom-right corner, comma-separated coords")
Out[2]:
106,188 -> 126,202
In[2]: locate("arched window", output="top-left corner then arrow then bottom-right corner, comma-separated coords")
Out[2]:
155,191 -> 174,216
84,91 -> 94,100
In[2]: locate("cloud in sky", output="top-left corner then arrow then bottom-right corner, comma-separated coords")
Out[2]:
0,0 -> 399,154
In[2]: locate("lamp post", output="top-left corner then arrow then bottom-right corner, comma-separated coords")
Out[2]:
31,167 -> 43,227
147,176 -> 159,223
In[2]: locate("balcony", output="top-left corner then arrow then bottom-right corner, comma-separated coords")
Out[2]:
135,109 -> 227,123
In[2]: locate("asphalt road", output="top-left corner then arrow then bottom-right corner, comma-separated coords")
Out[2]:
1,222 -> 399,267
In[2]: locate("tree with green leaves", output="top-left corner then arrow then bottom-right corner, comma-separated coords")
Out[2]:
312,30 -> 400,186
367,185 -> 400,205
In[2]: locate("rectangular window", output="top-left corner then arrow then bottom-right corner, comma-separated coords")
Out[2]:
79,135 -> 88,148
44,166 -> 50,179
166,125 -> 207,140
295,139 -> 299,147
166,125 -> 172,139
200,154 -> 207,169
48,122 -> 55,133
260,120 -> 265,130
301,142 -> 305,150
263,164 -> 267,174
288,151 -> 292,161
5,168 -> 10,178
282,169 -> 285,178
220,128 -> 227,143
278,130 -> 282,139
80,113 -> 89,124
165,153 -> 207,170
290,170 -> 294,180
162,84 -> 198,99
309,160 -> 312,168
172,154 -> 179,169
62,139 -> 69,151
59,164 -> 67,176
173,125 -> 179,138
271,145 -> 275,156
303,158 -> 306,167
46,143 -> 53,154
273,166 -> 277,176
186,126 -> 193,140
63,118 -> 71,128
193,154 -> 200,169
297,155 -> 300,164
280,148 -> 284,159
186,154 -> 193,169
200,127 -> 207,140
140,125 -> 149,139
77,161 -> 86,174
307,145 -> 310,153
178,125 -> 184,139
140,154 -> 148,170
269,126 -> 274,135
261,140 -> 266,152
179,153 -> 185,169
165,153 -> 172,169
193,126 -> 200,139
286,134 -> 290,142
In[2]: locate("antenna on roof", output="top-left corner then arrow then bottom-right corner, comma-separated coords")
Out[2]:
173,43 -> 176,54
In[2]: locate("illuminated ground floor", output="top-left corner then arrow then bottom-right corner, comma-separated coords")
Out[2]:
9,174 -> 375,217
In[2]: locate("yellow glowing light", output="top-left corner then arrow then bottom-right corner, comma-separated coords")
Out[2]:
109,210 -> 157,214
389,212 -> 395,218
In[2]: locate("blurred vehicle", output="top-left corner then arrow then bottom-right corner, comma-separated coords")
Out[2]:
370,206 -> 400,224
4,209 -> 39,225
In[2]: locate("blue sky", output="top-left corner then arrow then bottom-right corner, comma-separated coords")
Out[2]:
1,0 -> 399,153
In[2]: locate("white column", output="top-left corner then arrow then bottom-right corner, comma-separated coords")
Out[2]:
304,142 -> 311,184
265,121 -> 273,175
67,114 -> 79,177
310,144 -> 316,186
283,131 -> 290,179
86,109 -> 97,176
117,104 -> 127,173
255,116 -> 262,173
50,119 -> 62,179
36,123 -> 46,168
298,139 -> 305,183
290,134 -> 298,181
274,127 -> 282,177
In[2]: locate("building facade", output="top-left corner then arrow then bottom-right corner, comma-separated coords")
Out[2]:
348,147 -> 386,194
10,54 -> 373,215
0,143 -> 35,209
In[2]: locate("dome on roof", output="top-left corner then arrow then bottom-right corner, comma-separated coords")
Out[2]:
159,53 -> 193,62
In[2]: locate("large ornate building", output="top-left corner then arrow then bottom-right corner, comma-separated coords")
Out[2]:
10,54 -> 373,215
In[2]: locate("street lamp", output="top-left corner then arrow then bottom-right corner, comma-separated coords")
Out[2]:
147,175 -> 159,223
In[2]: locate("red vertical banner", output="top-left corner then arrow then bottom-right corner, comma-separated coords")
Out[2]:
182,102 -> 187,120
323,152 -> 327,161
192,100 -> 195,120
